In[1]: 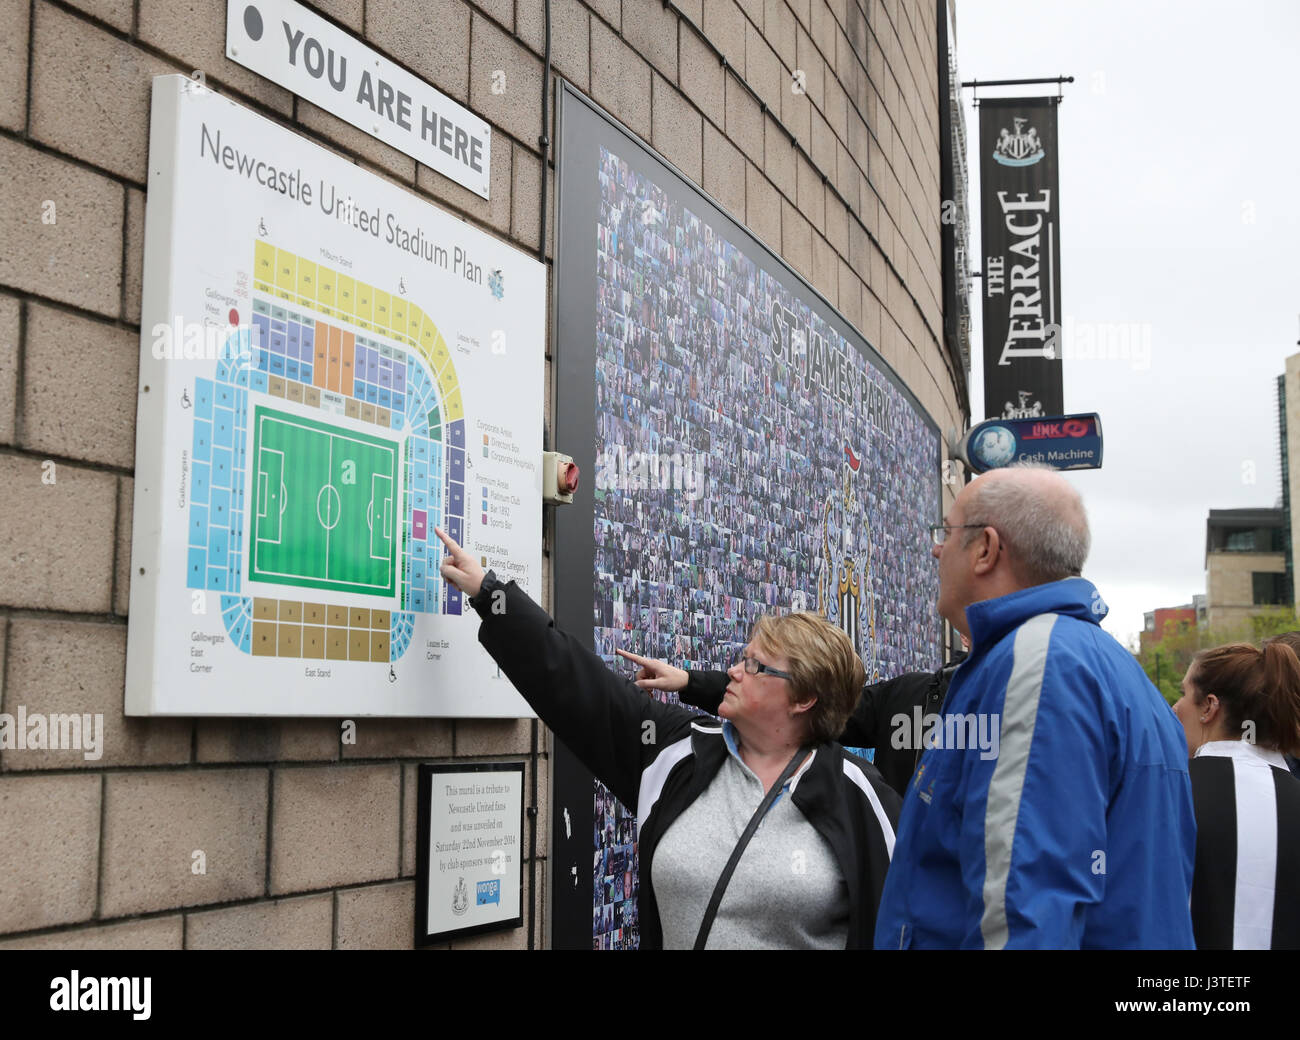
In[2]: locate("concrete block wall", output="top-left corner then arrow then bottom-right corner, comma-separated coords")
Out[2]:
1,0 -> 963,948
1206,551 -> 1287,633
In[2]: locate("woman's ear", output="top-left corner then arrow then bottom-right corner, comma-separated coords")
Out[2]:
790,696 -> 818,718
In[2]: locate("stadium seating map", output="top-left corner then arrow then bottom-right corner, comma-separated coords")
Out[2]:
125,77 -> 544,717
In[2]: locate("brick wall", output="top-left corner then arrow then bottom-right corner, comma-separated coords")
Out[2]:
1,0 -> 963,949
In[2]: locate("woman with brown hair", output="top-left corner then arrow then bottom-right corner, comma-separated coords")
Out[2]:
434,527 -> 901,949
1172,640 -> 1300,949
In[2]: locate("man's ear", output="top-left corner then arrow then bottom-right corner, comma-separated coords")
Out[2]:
971,526 -> 1002,577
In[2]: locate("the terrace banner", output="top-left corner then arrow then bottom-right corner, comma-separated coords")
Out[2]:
978,97 -> 1063,420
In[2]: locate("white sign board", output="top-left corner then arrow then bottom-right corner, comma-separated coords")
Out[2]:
126,76 -> 543,717
225,0 -> 491,198
416,763 -> 524,944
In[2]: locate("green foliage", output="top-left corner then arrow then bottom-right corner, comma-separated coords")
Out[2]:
1135,609 -> 1300,706
1248,607 -> 1300,643
1151,676 -> 1182,707
1136,621 -> 1199,703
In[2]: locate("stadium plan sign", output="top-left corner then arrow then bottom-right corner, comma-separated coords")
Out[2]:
125,76 -> 543,717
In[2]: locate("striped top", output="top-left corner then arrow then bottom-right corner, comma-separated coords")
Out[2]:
1189,741 -> 1300,950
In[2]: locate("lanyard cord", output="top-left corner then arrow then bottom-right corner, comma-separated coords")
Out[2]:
693,745 -> 812,950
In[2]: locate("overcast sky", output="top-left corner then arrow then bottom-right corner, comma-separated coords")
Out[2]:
954,0 -> 1300,648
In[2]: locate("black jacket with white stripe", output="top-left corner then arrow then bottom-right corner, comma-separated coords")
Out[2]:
683,654 -> 968,798
471,575 -> 903,949
1189,741 -> 1300,950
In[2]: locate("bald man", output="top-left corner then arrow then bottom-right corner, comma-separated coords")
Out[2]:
874,463 -> 1196,949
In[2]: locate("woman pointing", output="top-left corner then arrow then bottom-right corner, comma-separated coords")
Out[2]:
435,527 -> 900,949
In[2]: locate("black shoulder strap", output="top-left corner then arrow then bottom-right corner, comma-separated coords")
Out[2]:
693,746 -> 811,950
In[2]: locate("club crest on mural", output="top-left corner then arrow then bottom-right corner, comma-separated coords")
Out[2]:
993,117 -> 1045,167
818,440 -> 878,682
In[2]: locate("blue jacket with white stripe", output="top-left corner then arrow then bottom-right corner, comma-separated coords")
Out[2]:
873,577 -> 1196,949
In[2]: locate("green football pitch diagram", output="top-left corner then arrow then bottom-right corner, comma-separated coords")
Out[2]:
250,406 -> 398,597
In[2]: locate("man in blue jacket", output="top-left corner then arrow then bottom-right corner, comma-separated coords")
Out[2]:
875,463 -> 1195,949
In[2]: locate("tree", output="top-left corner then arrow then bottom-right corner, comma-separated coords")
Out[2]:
1247,606 -> 1300,643
1137,620 -> 1200,706
1135,609 -> 1300,706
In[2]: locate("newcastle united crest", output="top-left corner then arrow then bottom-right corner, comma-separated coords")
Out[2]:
818,440 -> 878,682
1002,389 -> 1045,419
993,117 -> 1045,167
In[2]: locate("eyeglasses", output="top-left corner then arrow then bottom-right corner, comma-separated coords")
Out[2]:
733,654 -> 793,681
929,523 -> 989,546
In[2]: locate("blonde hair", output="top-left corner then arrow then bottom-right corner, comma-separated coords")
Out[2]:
750,612 -> 865,744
